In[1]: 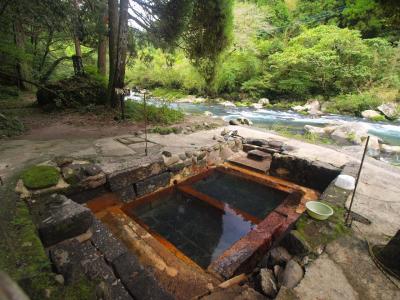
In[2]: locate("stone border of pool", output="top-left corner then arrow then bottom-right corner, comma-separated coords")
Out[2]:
14,130 -> 358,299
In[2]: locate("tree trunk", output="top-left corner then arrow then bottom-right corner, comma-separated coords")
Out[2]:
97,6 -> 108,76
107,0 -> 119,107
13,18 -> 31,90
97,37 -> 107,75
74,36 -> 82,57
73,0 -> 82,57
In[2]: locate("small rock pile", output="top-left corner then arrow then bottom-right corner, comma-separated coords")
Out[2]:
257,247 -> 305,298
229,117 -> 253,126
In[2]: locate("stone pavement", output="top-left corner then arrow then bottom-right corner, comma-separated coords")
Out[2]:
1,125 -> 400,299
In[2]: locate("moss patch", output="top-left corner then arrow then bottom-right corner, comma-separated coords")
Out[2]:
21,166 -> 60,190
294,203 -> 349,254
1,171 -> 96,299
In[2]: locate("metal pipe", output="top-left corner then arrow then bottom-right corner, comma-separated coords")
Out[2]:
144,91 -> 148,156
345,135 -> 370,227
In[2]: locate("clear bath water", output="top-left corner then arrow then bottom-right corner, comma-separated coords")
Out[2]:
129,170 -> 289,268
192,170 -> 288,219
130,191 -> 255,268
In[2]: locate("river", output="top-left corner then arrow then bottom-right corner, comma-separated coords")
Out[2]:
127,94 -> 400,166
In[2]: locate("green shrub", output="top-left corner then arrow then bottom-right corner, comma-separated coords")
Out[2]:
21,165 -> 60,189
125,100 -> 184,125
326,93 -> 383,115
0,113 -> 25,137
151,88 -> 187,100
0,85 -> 20,100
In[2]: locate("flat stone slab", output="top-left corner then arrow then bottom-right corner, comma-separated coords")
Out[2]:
49,239 -> 132,299
325,235 -> 400,300
247,149 -> 272,161
113,252 -> 174,300
38,194 -> 93,246
228,154 -> 271,173
95,138 -> 136,157
91,219 -> 128,263
294,254 -> 358,300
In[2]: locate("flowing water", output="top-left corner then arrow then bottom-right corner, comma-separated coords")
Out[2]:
127,93 -> 400,165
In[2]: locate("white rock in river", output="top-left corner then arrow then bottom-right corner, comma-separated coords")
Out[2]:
380,144 -> 400,154
361,110 -> 382,120
258,98 -> 270,106
204,111 -> 213,116
304,100 -> 321,111
292,105 -> 307,112
330,122 -> 369,145
252,103 -> 263,109
377,103 -> 398,119
220,101 -> 236,107
304,125 -> 326,136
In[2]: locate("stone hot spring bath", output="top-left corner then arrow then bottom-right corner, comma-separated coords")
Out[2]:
86,164 -> 319,287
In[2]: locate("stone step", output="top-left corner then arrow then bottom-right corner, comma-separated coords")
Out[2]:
247,149 -> 272,161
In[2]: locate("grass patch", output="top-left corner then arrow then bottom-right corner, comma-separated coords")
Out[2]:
150,87 -> 188,100
150,126 -> 181,135
270,124 -> 334,145
370,114 -> 387,122
125,100 -> 184,125
0,173 -> 96,299
21,166 -> 60,189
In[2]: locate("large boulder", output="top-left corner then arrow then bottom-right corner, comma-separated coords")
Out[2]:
380,144 -> 400,154
377,103 -> 398,120
258,98 -> 270,106
36,75 -> 107,110
361,110 -> 382,120
330,123 -> 369,145
304,100 -> 321,111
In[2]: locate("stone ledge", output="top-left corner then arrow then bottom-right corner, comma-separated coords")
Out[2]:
135,172 -> 171,197
112,252 -> 174,300
38,194 -> 93,246
106,157 -> 166,191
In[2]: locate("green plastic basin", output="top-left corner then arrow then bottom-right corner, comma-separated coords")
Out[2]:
306,201 -> 334,220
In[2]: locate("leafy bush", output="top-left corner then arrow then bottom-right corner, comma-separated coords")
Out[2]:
21,165 -> 60,189
125,100 -> 184,124
0,85 -> 20,100
326,93 -> 383,115
36,75 -> 107,110
0,113 -> 25,137
151,88 -> 187,100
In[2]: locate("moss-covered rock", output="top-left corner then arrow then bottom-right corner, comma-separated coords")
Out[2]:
21,166 -> 60,190
36,75 -> 107,110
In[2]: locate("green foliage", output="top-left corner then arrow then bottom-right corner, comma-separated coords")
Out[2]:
125,100 -> 184,125
370,114 -> 386,122
0,113 -> 25,138
183,0 -> 234,86
0,86 -> 20,100
326,93 -> 383,115
21,165 -> 60,189
126,48 -> 206,93
214,50 -> 261,94
151,88 -> 188,100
